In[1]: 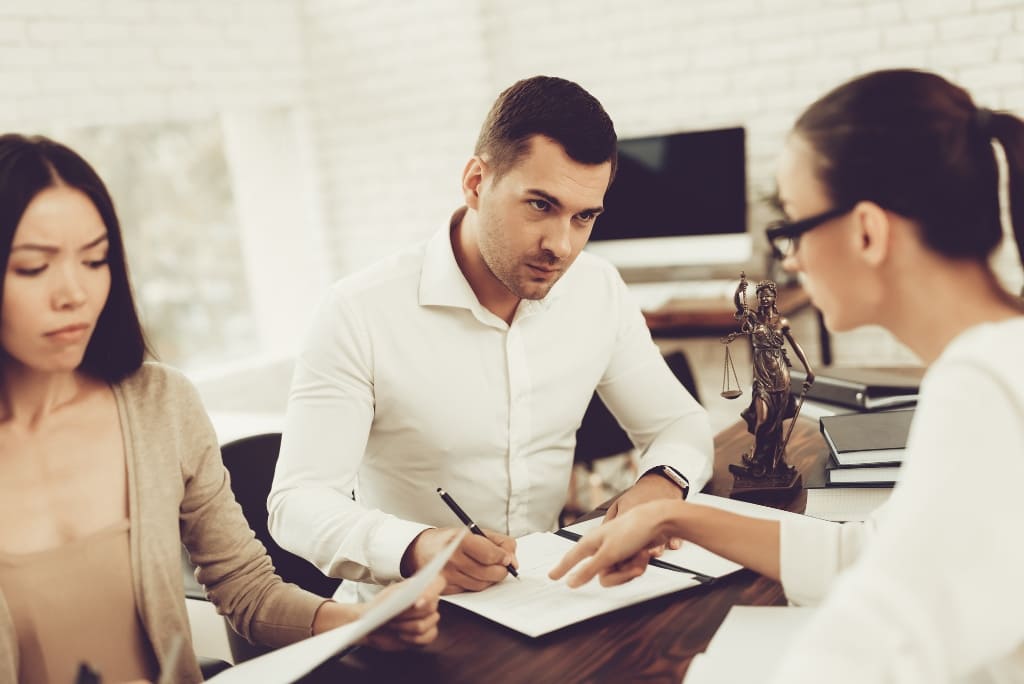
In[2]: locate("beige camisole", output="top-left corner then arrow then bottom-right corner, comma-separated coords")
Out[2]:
0,519 -> 159,684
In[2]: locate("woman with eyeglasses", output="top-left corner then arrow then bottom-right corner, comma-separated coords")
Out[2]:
550,68 -> 1024,682
0,134 -> 443,684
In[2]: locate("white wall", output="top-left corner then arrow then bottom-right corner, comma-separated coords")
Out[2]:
301,0 -> 1024,363
298,0 -> 495,275
2,0 -> 1022,371
0,0 -> 307,129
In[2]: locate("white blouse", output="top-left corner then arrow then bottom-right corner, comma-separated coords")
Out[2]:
776,317 -> 1024,683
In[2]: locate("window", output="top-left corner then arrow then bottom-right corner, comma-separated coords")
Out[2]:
51,120 -> 259,369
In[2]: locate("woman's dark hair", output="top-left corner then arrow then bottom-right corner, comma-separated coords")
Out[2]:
794,69 -> 1024,277
475,75 -> 618,184
0,134 -> 148,383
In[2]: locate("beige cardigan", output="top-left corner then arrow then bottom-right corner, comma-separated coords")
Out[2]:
0,363 -> 325,683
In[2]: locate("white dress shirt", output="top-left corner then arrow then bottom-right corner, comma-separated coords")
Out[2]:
774,318 -> 1024,683
268,218 -> 713,600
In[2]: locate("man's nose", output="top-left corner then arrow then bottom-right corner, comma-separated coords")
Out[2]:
540,220 -> 572,260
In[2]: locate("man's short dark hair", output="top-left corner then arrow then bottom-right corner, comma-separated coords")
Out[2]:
474,76 -> 618,183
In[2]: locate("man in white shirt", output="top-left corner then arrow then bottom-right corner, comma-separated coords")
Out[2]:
268,76 -> 713,601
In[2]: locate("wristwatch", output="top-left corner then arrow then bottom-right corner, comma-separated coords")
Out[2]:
647,465 -> 690,499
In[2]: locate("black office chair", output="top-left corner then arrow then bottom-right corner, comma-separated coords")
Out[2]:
565,351 -> 701,521
182,432 -> 342,663
218,432 -> 342,599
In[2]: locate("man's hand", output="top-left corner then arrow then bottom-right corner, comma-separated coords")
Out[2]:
604,472 -> 685,552
549,500 -> 677,588
401,527 -> 518,594
361,575 -> 445,650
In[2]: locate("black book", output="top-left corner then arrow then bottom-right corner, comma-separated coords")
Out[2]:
819,408 -> 914,467
824,455 -> 900,487
792,366 -> 924,411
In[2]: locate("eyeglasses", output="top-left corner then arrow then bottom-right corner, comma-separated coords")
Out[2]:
765,205 -> 855,260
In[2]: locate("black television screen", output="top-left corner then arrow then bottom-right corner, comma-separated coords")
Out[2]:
592,127 -> 747,241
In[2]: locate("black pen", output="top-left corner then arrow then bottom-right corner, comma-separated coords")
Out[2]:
437,487 -> 519,579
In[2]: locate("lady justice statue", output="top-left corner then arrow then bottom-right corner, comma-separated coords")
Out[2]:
720,272 -> 815,499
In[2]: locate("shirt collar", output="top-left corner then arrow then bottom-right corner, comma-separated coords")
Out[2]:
419,207 -> 481,311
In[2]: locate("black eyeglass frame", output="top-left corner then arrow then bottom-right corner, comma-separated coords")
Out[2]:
765,205 -> 856,260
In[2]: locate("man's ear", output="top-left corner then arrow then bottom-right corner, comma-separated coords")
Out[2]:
462,156 -> 487,210
852,200 -> 892,267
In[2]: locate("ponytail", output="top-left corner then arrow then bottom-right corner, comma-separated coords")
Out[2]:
990,111 -> 1024,297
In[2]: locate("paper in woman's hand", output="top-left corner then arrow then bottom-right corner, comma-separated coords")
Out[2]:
207,531 -> 464,683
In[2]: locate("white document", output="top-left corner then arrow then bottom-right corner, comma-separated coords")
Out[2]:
827,466 -> 900,484
687,491 -> 807,523
441,532 -> 701,637
564,515 -> 743,579
804,487 -> 892,522
683,606 -> 816,684
565,492 -> 807,579
206,532 -> 463,684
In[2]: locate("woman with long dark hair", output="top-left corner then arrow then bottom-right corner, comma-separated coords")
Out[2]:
0,134 -> 443,684
551,69 -> 1024,682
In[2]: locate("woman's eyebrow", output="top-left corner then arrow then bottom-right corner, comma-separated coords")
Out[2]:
10,232 -> 107,254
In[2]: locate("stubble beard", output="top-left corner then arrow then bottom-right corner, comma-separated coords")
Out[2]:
482,251 -> 558,301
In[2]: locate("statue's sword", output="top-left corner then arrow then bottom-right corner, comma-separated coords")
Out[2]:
774,383 -> 810,472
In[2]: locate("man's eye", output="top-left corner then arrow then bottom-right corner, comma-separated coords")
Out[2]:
576,211 -> 596,222
528,199 -> 550,212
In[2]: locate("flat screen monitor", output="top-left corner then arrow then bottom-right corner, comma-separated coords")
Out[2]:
586,126 -> 751,273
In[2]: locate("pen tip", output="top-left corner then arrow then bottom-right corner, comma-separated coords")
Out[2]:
436,487 -> 444,494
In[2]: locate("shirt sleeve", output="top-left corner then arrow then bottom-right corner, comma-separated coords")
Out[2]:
771,360 -> 1024,683
595,275 -> 714,493
268,286 -> 431,585
780,510 -> 881,606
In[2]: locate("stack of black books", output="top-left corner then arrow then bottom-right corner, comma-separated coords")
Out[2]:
791,366 -> 924,412
818,409 -> 913,487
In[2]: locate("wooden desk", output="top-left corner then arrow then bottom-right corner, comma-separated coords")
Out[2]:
309,418 -> 829,684
642,283 -> 833,365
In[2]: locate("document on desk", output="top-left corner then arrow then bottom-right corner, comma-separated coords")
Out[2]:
206,532 -> 463,683
564,492 -> 807,581
441,532 -> 703,637
683,606 -> 816,683
804,486 -> 891,522
563,515 -> 743,580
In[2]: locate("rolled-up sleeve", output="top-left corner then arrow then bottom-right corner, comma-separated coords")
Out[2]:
597,277 -> 714,493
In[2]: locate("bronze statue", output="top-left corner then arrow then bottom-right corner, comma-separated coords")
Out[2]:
721,272 -> 814,499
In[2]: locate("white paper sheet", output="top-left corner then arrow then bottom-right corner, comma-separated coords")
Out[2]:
565,511 -> 743,579
206,532 -> 463,683
804,487 -> 891,522
441,532 -> 701,637
564,492 -> 808,580
683,606 -> 816,683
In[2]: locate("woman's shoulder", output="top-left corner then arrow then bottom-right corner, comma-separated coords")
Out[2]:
939,317 -> 1024,368
927,317 -> 1024,399
115,361 -> 202,405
